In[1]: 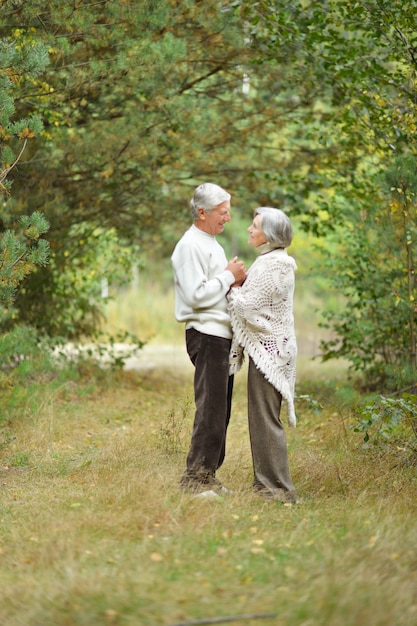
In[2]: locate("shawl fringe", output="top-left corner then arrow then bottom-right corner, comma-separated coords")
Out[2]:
228,250 -> 297,428
230,325 -> 297,427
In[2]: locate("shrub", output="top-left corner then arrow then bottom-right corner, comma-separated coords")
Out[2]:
352,393 -> 417,459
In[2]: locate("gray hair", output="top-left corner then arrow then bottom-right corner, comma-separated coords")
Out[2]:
254,207 -> 293,248
190,183 -> 231,220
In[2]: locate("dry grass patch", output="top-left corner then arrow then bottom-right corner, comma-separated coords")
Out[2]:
1,365 -> 417,626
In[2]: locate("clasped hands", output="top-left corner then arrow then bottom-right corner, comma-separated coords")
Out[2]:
227,256 -> 246,287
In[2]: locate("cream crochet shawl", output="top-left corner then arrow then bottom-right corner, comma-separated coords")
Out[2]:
228,245 -> 297,427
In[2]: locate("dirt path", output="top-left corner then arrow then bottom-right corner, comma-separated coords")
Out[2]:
122,340 -> 348,382
123,342 -> 192,372
58,338 -> 347,381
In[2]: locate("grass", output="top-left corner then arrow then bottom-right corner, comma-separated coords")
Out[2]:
1,263 -> 416,626
1,358 -> 416,626
101,265 -> 184,344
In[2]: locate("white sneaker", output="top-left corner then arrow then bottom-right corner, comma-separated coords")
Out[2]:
194,490 -> 220,499
218,485 -> 232,494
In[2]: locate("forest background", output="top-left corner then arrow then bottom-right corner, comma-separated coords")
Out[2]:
1,2 -> 417,625
1,0 -> 417,393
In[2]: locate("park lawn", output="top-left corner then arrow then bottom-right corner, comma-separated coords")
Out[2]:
0,361 -> 416,626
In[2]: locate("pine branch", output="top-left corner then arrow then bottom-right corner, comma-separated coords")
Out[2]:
0,138 -> 28,184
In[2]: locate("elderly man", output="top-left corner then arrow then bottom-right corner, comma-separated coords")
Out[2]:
171,183 -> 246,496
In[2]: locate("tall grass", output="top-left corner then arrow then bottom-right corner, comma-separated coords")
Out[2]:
102,279 -> 183,344
1,256 -> 415,625
1,354 -> 416,625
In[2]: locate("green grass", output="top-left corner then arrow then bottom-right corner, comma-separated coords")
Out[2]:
1,360 -> 416,626
1,270 -> 416,625
101,264 -> 184,344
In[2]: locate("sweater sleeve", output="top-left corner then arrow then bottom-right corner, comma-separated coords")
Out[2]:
173,244 -> 235,310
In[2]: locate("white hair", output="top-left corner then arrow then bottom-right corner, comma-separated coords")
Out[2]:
190,183 -> 231,220
254,207 -> 293,248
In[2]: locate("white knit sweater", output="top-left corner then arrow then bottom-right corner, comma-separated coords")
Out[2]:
171,225 -> 236,339
228,246 -> 297,426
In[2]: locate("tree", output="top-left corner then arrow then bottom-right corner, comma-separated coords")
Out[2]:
319,157 -> 417,390
0,35 -> 47,193
240,0 -> 417,389
0,0 -> 325,338
0,211 -> 49,308
0,31 -> 50,315
3,0 -> 416,390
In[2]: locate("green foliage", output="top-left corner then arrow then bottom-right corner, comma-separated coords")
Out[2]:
0,324 -> 55,412
296,393 -> 323,417
0,0 -> 351,333
352,394 -> 417,454
0,33 -> 48,193
319,156 -> 417,390
0,0 -> 416,392
7,451 -> 30,467
0,0 -> 330,337
239,1 -> 417,389
0,211 -> 50,308
52,329 -> 146,372
0,324 -> 39,368
0,326 -> 145,428
0,30 -> 51,324
10,225 -> 139,339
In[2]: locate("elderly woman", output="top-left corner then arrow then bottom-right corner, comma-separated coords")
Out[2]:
228,207 -> 298,503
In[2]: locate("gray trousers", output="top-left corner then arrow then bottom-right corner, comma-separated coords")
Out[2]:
248,357 -> 295,495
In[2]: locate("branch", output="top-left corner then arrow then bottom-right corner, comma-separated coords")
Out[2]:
169,613 -> 277,626
9,251 -> 27,271
179,65 -> 227,94
0,138 -> 28,184
362,1 -> 417,67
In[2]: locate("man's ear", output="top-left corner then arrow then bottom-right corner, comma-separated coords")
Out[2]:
198,208 -> 206,220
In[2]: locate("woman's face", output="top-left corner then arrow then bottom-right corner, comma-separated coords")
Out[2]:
248,214 -> 268,247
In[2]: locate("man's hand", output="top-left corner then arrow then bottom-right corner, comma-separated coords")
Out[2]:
226,256 -> 246,286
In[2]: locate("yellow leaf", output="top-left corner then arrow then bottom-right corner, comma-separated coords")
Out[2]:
18,127 -> 35,139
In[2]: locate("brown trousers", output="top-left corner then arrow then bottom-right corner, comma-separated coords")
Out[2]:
247,357 -> 295,495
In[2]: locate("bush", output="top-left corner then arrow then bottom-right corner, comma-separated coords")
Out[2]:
352,394 -> 417,458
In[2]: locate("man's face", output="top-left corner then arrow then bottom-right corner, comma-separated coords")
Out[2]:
196,200 -> 231,235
